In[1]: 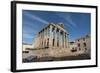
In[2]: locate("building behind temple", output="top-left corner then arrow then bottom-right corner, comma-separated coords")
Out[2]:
70,35 -> 91,54
34,23 -> 69,49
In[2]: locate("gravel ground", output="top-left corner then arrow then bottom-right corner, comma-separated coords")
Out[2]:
23,53 -> 90,63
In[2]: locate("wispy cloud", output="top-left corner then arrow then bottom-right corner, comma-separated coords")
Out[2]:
23,23 -> 38,34
23,11 -> 48,24
22,24 -> 37,44
22,10 -> 90,44
22,33 -> 34,44
65,15 -> 77,27
56,13 -> 77,28
22,11 -> 49,44
23,33 -> 34,39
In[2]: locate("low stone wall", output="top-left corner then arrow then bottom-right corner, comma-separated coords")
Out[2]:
23,48 -> 85,59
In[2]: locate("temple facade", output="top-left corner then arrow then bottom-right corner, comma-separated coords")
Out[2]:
34,23 -> 69,49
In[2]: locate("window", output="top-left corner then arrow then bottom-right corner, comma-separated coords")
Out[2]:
78,39 -> 80,42
22,51 -> 29,53
26,48 -> 30,50
83,38 -> 85,41
57,40 -> 59,47
72,48 -> 74,50
83,43 -> 86,47
79,48 -> 81,50
52,27 -> 54,32
78,43 -> 80,47
53,39 -> 55,46
44,40 -> 46,47
47,38 -> 49,47
85,48 -> 87,50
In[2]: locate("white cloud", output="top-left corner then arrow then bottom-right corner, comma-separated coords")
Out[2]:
56,13 -> 77,28
23,33 -> 34,39
65,15 -> 77,27
24,11 -> 48,24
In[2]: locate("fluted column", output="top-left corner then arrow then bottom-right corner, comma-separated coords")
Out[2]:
59,29 -> 61,48
40,32 -> 42,48
60,31 -> 62,48
42,31 -> 44,48
41,32 -> 43,47
61,31 -> 63,48
44,29 -> 46,48
37,33 -> 39,48
38,33 -> 40,48
46,28 -> 48,36
46,28 -> 49,47
57,29 -> 59,47
64,32 -> 66,48
54,27 -> 57,47
49,25 -> 52,48
46,28 -> 48,47
43,30 -> 45,48
66,34 -> 69,48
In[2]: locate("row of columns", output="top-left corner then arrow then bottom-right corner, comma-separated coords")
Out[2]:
37,24 -> 68,49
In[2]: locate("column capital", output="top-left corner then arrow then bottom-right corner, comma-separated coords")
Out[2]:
59,29 -> 61,32
49,25 -> 53,29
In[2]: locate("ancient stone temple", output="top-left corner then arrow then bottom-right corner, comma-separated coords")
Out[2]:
34,23 -> 69,49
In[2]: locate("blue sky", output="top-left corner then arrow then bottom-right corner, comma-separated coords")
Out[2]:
22,10 -> 91,44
